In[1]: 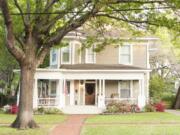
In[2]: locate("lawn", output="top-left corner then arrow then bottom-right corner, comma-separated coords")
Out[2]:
0,114 -> 66,135
81,112 -> 180,135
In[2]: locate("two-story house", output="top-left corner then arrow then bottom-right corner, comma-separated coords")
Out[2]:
18,31 -> 158,114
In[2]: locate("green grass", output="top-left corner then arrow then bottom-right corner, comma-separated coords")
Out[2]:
86,112 -> 180,123
0,114 -> 66,124
0,114 -> 66,135
81,112 -> 180,135
81,125 -> 180,135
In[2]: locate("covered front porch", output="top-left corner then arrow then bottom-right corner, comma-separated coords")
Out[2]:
31,68 -> 149,112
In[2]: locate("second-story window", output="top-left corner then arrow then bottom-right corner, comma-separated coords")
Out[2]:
86,47 -> 96,63
51,49 -> 58,65
119,45 -> 132,65
61,45 -> 71,64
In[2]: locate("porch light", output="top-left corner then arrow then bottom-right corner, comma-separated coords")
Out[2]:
80,80 -> 84,85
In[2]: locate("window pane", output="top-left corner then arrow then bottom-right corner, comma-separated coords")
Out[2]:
120,89 -> 130,98
121,46 -> 130,54
51,81 -> 56,96
120,81 -> 130,98
120,45 -> 131,64
120,55 -> 130,64
62,46 -> 70,63
86,47 -> 95,63
63,52 -> 70,62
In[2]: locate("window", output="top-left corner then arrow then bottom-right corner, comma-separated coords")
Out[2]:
119,45 -> 131,64
51,49 -> 57,65
50,81 -> 57,97
86,47 -> 95,63
120,81 -> 131,98
61,45 -> 71,64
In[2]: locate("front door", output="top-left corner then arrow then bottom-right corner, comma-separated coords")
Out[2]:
85,83 -> 95,105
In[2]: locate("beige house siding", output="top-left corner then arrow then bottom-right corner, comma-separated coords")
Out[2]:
96,45 -> 119,64
133,44 -> 147,68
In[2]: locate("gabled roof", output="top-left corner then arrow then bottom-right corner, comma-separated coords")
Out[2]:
60,64 -> 149,70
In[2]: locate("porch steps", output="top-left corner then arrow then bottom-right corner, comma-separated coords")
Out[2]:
62,105 -> 104,114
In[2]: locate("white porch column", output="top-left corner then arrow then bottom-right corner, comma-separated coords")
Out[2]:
56,80 -> 61,108
60,79 -> 65,108
70,80 -> 75,105
138,79 -> 146,109
95,80 -> 98,105
33,78 -> 38,109
98,79 -> 105,108
99,79 -> 102,95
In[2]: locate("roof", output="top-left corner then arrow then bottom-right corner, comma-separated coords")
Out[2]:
60,64 -> 149,70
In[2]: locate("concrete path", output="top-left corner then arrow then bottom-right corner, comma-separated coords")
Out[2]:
50,115 -> 92,135
166,109 -> 180,116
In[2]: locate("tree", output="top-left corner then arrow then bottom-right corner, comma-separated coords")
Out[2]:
0,0 -> 179,129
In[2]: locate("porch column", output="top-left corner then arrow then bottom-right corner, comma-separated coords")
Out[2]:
56,80 -> 61,108
138,79 -> 146,108
33,78 -> 38,109
60,79 -> 65,108
98,79 -> 105,108
102,79 -> 105,96
70,80 -> 75,105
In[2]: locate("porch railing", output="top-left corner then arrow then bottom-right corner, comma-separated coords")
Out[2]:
105,97 -> 138,105
38,98 -> 58,106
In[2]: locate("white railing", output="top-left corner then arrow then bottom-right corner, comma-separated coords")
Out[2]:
105,97 -> 138,105
38,98 -> 58,106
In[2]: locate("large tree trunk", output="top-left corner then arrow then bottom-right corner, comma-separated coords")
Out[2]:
11,63 -> 39,129
173,86 -> 180,109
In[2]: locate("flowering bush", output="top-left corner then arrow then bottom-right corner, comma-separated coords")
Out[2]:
154,102 -> 166,112
106,102 -> 140,113
144,104 -> 156,112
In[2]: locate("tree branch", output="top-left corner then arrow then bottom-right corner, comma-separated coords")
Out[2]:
13,0 -> 27,27
0,0 -> 25,62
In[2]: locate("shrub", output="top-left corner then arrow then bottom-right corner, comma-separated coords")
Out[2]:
154,102 -> 166,112
44,108 -> 63,114
34,107 -> 63,114
162,94 -> 176,109
106,102 -> 139,113
144,104 -> 156,112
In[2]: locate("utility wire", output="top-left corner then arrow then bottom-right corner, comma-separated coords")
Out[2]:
0,6 -> 174,16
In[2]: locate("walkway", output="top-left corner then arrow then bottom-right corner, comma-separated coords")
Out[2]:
50,115 -> 93,135
166,109 -> 180,116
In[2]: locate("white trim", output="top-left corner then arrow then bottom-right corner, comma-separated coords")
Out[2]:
78,80 -> 81,105
95,80 -> 97,105
119,44 -> 133,65
72,42 -> 75,64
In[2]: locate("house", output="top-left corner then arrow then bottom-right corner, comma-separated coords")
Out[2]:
17,31 -> 158,114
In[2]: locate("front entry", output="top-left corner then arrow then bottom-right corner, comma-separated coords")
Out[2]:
85,83 -> 95,105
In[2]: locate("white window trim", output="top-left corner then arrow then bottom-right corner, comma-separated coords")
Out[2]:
119,44 -> 133,65
85,46 -> 96,64
61,43 -> 72,64
118,80 -> 133,99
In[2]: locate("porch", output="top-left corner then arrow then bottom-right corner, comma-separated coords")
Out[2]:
33,79 -> 147,110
